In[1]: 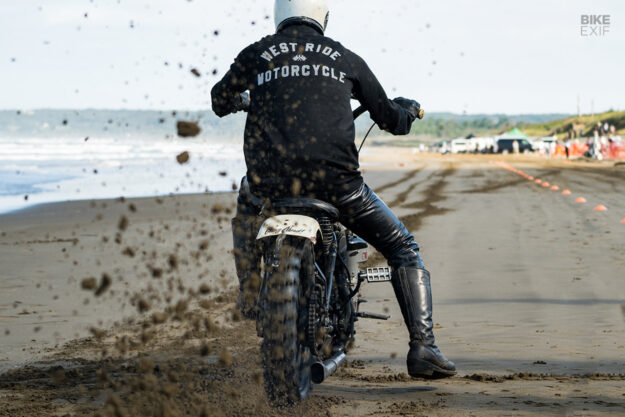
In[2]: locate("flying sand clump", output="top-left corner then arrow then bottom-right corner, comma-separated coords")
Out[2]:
176,151 -> 190,165
176,121 -> 201,138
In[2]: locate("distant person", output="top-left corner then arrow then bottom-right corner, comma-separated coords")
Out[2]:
564,139 -> 570,159
512,139 -> 519,155
609,125 -> 616,141
544,140 -> 552,157
600,132 -> 609,153
592,126 -> 601,158
587,137 -> 595,158
594,132 -> 603,160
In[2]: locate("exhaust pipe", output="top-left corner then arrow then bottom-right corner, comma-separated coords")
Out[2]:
311,351 -> 346,384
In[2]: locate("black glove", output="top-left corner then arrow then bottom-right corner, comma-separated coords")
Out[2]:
393,97 -> 421,123
233,92 -> 250,113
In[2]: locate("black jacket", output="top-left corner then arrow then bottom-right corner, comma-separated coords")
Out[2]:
211,24 -> 413,201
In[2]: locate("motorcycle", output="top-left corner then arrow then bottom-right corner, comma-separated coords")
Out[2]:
242,97 -> 425,403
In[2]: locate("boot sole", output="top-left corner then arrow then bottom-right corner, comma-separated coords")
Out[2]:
408,361 -> 457,380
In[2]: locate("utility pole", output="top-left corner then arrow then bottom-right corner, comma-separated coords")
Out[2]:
591,99 -> 594,117
577,94 -> 581,117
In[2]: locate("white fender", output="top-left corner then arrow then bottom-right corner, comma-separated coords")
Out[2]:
256,215 -> 320,243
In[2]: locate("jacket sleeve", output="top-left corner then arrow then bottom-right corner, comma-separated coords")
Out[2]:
348,53 -> 412,135
211,49 -> 250,118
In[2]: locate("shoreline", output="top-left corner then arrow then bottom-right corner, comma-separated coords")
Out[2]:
0,190 -> 237,218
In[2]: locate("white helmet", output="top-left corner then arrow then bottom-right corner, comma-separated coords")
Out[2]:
274,0 -> 330,34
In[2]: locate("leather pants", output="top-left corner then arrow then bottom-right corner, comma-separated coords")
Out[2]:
232,178 -> 424,277
335,183 -> 424,270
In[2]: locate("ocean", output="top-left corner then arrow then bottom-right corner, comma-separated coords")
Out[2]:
0,110 -> 247,214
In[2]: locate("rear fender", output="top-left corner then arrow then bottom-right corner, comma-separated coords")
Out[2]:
256,215 -> 320,244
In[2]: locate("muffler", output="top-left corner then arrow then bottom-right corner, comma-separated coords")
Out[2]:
311,351 -> 346,384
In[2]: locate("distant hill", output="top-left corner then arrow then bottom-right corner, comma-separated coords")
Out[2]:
516,110 -> 625,139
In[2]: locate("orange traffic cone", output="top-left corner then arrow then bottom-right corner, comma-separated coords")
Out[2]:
535,179 -> 542,184
576,197 -> 587,203
542,182 -> 550,187
551,185 -> 560,191
594,205 -> 607,211
562,190 -> 572,195
621,218 -> 625,224
529,176 -> 534,180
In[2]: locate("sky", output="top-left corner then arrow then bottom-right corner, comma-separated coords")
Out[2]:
1,0 -> 624,114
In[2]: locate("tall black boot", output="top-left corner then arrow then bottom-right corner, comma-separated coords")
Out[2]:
232,177 -> 263,319
392,267 -> 456,378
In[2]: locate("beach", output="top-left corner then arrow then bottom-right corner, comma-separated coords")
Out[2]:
1,149 -> 625,416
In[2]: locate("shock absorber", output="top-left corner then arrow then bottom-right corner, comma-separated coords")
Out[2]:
318,217 -> 333,254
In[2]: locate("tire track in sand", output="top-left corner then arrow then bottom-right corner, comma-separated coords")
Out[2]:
373,168 -> 422,194
399,165 -> 456,232
366,164 -> 456,266
387,171 -> 437,208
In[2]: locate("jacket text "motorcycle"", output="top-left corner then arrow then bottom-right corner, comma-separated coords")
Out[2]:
257,64 -> 346,86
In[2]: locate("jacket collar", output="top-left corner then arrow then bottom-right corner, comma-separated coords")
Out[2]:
278,22 -> 323,37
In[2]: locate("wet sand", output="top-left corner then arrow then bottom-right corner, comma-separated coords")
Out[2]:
1,150 -> 624,416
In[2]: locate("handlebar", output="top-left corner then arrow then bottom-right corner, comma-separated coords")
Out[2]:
353,106 -> 367,120
352,106 -> 368,120
352,105 -> 425,121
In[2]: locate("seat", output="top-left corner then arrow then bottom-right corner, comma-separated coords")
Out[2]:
267,198 -> 340,221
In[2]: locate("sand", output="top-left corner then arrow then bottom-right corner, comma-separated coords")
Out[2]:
1,150 -> 624,416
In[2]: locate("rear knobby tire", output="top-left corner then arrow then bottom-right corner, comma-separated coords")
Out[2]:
260,237 -> 313,404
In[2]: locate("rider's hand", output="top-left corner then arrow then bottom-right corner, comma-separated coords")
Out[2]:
233,92 -> 250,113
392,97 -> 421,122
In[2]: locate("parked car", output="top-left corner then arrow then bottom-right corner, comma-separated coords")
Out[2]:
496,138 -> 534,154
468,136 -> 496,153
450,138 -> 469,154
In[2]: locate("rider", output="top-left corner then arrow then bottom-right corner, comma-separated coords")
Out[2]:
211,0 -> 456,379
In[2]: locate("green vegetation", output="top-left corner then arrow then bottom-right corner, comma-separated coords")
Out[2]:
365,110 -> 625,146
517,110 -> 625,139
407,115 -> 513,139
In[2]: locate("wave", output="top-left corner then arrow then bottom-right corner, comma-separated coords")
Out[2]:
0,136 -> 246,213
